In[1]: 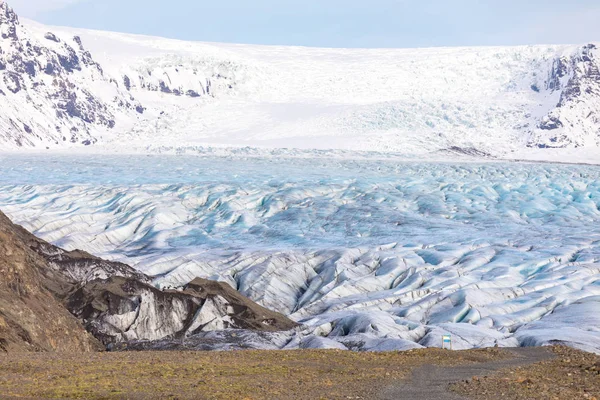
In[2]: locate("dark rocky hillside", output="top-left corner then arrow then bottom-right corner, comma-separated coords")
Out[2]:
0,210 -> 297,352
0,211 -> 101,352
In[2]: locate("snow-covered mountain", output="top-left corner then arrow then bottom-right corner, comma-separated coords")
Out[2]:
528,43 -> 600,149
0,1 -> 145,147
0,1 -> 599,157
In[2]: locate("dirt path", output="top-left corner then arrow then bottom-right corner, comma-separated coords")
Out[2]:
379,347 -> 555,400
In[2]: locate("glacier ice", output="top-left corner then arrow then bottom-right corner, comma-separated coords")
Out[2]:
1,154 -> 599,352
1,5 -> 600,159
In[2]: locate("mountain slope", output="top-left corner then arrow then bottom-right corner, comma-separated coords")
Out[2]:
528,43 -> 600,148
68,276 -> 298,345
1,1 -> 600,157
0,209 -> 297,351
0,1 -> 144,148
0,211 -> 101,352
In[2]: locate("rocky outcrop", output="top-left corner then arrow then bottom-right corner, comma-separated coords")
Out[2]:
529,44 -> 600,148
0,1 -> 17,40
7,212 -> 150,286
67,276 -> 297,345
0,1 -> 238,149
0,211 -> 101,352
0,209 -> 297,351
0,1 -> 144,148
121,65 -> 235,99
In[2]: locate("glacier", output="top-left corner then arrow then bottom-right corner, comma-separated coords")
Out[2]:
1,154 -> 599,353
1,0 -> 600,353
0,0 -> 600,161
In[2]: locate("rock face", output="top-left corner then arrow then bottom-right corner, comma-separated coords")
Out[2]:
0,211 -> 101,352
121,66 -> 231,98
67,277 -> 298,345
528,44 -> 600,148
7,211 -> 150,286
0,209 -> 297,351
0,0 -> 143,148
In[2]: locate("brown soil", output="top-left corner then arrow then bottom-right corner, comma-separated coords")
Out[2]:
451,346 -> 600,400
0,348 -> 507,400
0,212 -> 101,352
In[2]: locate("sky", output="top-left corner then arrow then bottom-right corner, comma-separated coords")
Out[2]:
7,0 -> 600,48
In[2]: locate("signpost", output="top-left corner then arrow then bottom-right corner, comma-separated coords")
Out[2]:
442,334 -> 452,350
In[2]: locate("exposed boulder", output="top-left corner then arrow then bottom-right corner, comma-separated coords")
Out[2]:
43,32 -> 60,43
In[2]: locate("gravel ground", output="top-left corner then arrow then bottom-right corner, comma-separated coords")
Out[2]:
380,346 -> 555,400
0,348 -> 506,400
0,346 -> 596,399
452,346 -> 600,400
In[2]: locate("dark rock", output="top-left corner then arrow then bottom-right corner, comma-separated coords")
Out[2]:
0,2 -> 19,40
72,35 -> 83,49
44,32 -> 60,43
23,60 -> 36,77
159,81 -> 172,93
71,36 -> 101,73
57,47 -> 81,73
3,72 -> 21,93
556,45 -> 599,107
547,57 -> 569,91
540,117 -> 563,130
43,62 -> 55,75
0,211 -> 102,352
123,75 -> 131,91
530,44 -> 600,148
187,90 -> 200,97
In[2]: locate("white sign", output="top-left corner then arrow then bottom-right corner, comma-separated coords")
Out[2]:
442,334 -> 452,349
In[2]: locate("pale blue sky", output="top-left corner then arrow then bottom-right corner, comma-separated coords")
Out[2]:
9,0 -> 600,48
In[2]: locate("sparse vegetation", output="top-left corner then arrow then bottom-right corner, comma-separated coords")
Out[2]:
0,348 -> 507,399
